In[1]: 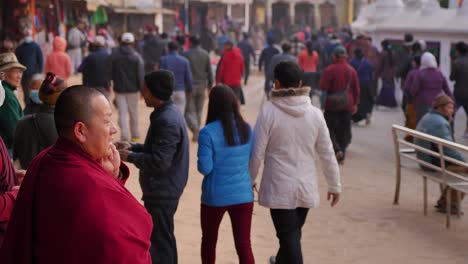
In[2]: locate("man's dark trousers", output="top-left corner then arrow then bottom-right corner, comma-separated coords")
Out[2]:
145,201 -> 179,264
270,207 -> 309,264
244,60 -> 251,85
324,110 -> 352,153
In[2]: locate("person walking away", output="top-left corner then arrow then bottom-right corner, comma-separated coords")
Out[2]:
268,43 -> 297,97
259,36 -> 280,98
415,94 -> 466,214
250,61 -> 341,264
375,40 -> 398,108
13,72 -> 65,169
320,47 -> 360,164
216,40 -> 245,104
198,84 -> 255,264
109,32 -> 144,143
237,32 -> 256,85
183,35 -> 213,142
23,73 -> 44,115
0,53 -> 25,156
0,85 -> 153,264
159,41 -> 193,114
15,28 -> 43,105
401,55 -> 421,141
298,41 -> 319,97
67,20 -> 87,74
78,36 -> 112,99
44,36 -> 72,80
142,25 -> 167,73
117,70 -> 189,264
450,42 -> 468,138
350,48 -> 374,125
410,52 -> 453,124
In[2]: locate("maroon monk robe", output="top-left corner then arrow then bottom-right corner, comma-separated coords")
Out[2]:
0,136 -> 18,247
0,137 -> 153,264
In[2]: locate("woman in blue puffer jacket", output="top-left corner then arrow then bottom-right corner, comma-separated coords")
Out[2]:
197,84 -> 255,264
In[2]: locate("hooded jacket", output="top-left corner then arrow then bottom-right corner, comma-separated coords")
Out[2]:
410,52 -> 453,106
109,45 -> 144,93
250,86 -> 341,209
44,37 -> 71,79
216,47 -> 244,87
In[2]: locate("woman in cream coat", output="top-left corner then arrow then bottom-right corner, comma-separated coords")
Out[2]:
250,61 -> 341,264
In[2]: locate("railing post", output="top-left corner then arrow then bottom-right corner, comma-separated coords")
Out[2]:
392,126 -> 401,205
437,142 -> 450,229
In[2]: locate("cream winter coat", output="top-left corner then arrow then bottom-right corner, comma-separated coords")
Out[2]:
250,86 -> 341,209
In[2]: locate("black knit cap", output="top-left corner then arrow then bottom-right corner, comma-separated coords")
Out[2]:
144,70 -> 174,101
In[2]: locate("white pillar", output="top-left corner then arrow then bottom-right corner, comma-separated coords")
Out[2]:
440,39 -> 453,91
314,3 -> 321,30
266,0 -> 272,27
244,2 -> 250,32
449,0 -> 459,8
227,4 -> 232,19
289,1 -> 295,26
155,13 -> 163,33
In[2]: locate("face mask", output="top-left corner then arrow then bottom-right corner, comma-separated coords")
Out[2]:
24,36 -> 33,43
29,90 -> 43,105
0,81 -> 5,107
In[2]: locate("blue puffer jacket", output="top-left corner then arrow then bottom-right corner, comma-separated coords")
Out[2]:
197,120 -> 254,207
415,110 -> 465,166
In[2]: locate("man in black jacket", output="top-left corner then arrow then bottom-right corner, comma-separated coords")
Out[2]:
109,32 -> 144,142
142,25 -> 167,73
117,70 -> 189,264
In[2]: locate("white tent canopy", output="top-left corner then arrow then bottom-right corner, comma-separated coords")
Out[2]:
351,0 -> 468,79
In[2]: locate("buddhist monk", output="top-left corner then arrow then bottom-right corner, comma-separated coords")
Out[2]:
0,85 -> 152,263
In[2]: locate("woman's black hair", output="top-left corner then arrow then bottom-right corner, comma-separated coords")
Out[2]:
354,48 -> 364,59
206,85 -> 250,146
381,39 -> 394,66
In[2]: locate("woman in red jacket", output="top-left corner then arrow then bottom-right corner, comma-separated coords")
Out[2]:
298,41 -> 320,95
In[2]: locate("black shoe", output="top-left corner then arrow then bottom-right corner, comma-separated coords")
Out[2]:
335,151 -> 345,165
436,206 -> 464,215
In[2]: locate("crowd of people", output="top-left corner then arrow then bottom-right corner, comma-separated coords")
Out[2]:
0,20 -> 468,264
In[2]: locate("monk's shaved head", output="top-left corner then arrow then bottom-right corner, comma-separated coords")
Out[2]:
55,85 -> 107,137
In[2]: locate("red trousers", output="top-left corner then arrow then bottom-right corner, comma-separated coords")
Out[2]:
200,202 -> 255,264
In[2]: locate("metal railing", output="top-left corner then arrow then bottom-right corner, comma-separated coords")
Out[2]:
392,124 -> 468,228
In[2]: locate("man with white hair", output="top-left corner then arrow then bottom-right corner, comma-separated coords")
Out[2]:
78,36 -> 112,99
109,33 -> 144,142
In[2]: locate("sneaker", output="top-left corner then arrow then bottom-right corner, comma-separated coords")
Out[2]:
436,206 -> 464,215
365,114 -> 371,125
269,256 -> 276,264
335,151 -> 345,165
130,137 -> 140,143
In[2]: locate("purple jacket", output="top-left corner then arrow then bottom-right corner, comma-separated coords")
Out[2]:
409,68 -> 453,106
402,67 -> 419,95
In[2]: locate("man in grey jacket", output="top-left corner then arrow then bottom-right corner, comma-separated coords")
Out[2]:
109,32 -> 144,142
182,35 -> 213,141
267,43 -> 297,98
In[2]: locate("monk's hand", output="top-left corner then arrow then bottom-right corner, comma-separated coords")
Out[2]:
16,170 -> 26,185
115,141 -> 131,151
100,144 -> 121,178
327,192 -> 340,207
